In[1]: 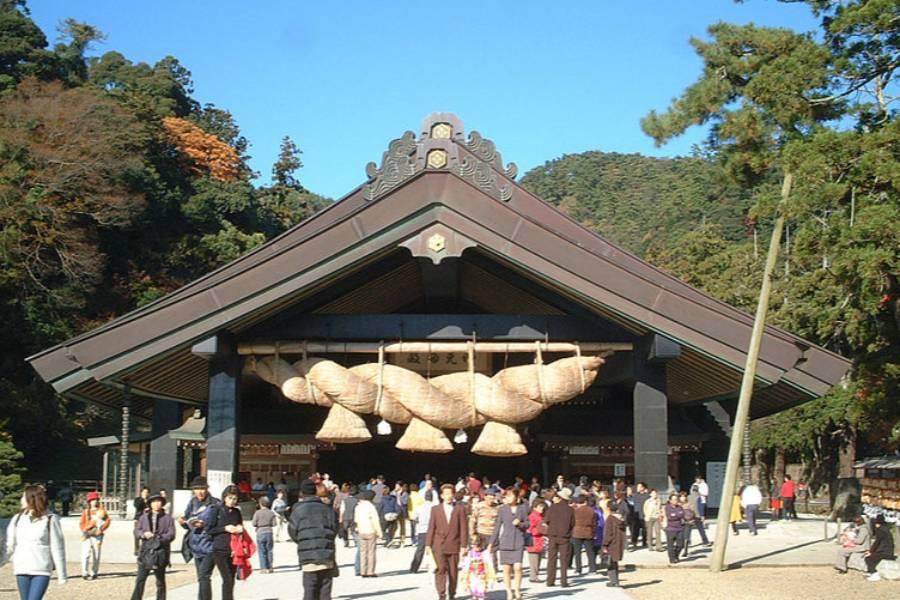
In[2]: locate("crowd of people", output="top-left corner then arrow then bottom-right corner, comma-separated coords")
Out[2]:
1,471 -> 895,600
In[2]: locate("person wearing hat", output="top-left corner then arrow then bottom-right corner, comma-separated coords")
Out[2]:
865,514 -> 896,581
177,476 -> 220,585
542,487 -> 575,587
79,490 -> 110,580
130,491 -> 175,600
353,489 -> 383,577
289,478 -> 338,598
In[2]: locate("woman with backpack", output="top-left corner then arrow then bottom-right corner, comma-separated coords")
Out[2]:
5,484 -> 67,600
79,491 -> 111,580
130,491 -> 175,600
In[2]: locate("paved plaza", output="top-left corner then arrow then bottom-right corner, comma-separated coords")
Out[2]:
5,511 -> 889,600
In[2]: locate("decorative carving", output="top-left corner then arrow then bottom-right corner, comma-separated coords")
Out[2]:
465,131 -> 518,179
431,122 -> 453,139
427,233 -> 446,253
426,149 -> 448,169
454,157 -> 514,202
364,131 -> 419,201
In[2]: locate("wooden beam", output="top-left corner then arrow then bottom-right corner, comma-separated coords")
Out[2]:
237,340 -> 632,355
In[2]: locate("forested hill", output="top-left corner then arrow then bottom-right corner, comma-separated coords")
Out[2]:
520,151 -> 754,257
0,1 -> 330,491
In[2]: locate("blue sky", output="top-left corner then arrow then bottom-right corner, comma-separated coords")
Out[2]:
30,1 -> 820,199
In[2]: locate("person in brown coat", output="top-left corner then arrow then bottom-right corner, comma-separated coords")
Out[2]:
570,495 -> 598,575
426,483 -> 469,600
602,495 -> 628,588
542,488 -> 575,587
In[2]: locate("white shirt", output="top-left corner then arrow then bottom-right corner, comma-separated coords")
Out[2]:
442,502 -> 454,523
415,497 -> 438,532
698,481 -> 709,499
354,500 -> 383,537
5,513 -> 67,582
741,485 -> 762,507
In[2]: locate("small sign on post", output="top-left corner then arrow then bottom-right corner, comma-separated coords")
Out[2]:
614,463 -> 626,477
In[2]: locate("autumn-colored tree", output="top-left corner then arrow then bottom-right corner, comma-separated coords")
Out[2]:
0,79 -> 146,307
162,116 -> 241,182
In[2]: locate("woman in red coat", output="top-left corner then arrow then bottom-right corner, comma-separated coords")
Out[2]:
526,498 -> 546,583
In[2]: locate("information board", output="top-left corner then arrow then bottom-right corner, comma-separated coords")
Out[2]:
706,461 -> 727,508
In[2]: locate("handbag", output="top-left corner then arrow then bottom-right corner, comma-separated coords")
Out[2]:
139,538 -> 164,570
384,512 -> 399,522
523,530 -> 534,547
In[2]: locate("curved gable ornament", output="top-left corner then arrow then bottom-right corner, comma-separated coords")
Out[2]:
464,131 -> 518,179
363,130 -> 420,201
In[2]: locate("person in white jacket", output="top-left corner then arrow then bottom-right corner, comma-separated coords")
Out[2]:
353,490 -> 383,577
5,484 -> 67,599
740,483 -> 763,535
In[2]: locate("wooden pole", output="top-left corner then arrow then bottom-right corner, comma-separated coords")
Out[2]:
710,172 -> 792,573
237,341 -> 631,355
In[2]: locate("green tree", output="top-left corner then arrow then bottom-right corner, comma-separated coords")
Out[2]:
642,0 -> 899,489
0,426 -> 25,517
0,0 -> 56,93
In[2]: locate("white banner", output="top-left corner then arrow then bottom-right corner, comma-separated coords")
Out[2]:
206,469 -> 233,500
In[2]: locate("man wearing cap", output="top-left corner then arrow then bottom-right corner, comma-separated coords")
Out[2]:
542,487 -> 575,587
353,489 -> 382,577
130,491 -> 175,600
289,479 -> 338,599
79,490 -> 111,580
177,476 -> 220,586
426,483 -> 469,600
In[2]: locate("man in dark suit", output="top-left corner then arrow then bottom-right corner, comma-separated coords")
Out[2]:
426,483 -> 469,600
543,487 -> 575,587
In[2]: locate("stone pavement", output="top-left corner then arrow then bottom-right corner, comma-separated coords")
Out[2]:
17,512 -> 845,599
164,539 -> 634,600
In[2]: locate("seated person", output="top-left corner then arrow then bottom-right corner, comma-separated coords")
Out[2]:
865,514 -> 896,581
835,515 -> 869,573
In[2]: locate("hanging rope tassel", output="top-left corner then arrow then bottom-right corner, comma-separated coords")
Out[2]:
376,341 -> 391,434
575,342 -> 586,394
535,340 -> 547,407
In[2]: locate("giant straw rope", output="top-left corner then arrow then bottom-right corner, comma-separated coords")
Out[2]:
246,348 -> 604,456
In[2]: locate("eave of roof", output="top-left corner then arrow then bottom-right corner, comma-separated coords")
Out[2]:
27,115 -> 851,409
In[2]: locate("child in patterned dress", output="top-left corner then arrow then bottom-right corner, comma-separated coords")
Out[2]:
462,537 -> 495,599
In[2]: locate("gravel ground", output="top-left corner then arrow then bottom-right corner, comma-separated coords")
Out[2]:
620,566 -> 896,600
2,562 -> 896,599
0,562 -> 196,599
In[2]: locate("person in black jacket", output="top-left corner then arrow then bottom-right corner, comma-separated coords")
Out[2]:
130,491 -> 175,600
865,514 -> 896,581
199,485 -> 242,600
289,479 -> 338,600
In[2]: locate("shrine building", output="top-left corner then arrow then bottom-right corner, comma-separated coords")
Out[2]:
27,113 -> 851,501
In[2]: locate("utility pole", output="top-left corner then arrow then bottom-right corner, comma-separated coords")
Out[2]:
710,172 -> 792,572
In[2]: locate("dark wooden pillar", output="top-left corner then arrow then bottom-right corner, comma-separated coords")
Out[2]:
148,399 -> 183,494
633,334 -> 680,492
119,388 -> 131,518
194,333 -> 242,499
